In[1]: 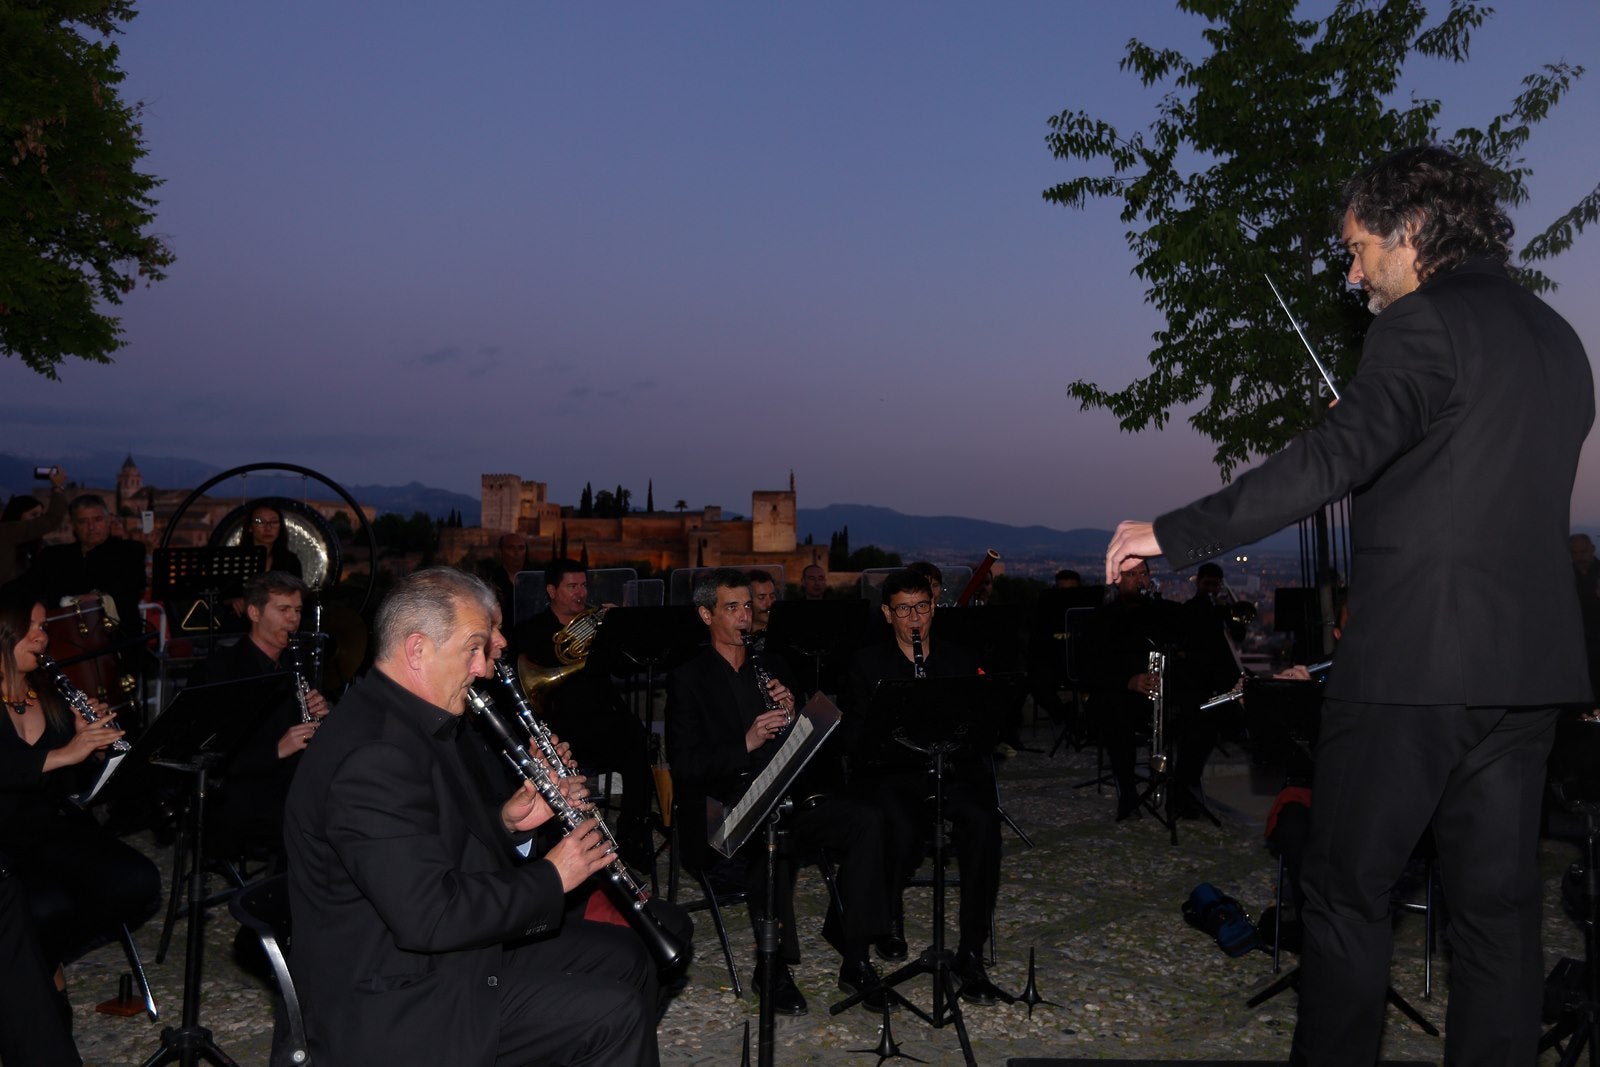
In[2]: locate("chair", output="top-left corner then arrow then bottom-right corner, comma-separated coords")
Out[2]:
229,874 -> 309,1066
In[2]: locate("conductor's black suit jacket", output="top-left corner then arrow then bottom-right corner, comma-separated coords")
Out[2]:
283,669 -> 566,1066
1156,257 -> 1593,707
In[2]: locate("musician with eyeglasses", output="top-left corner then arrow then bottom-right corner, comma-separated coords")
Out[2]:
666,568 -> 894,1017
508,558 -> 656,870
285,567 -> 658,1067
844,568 -> 1006,1004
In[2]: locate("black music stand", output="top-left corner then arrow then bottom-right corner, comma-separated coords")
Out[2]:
154,546 -> 265,637
1542,717 -> 1600,1066
767,600 -> 872,696
595,606 -> 703,730
94,676 -> 289,1067
706,694 -> 842,1067
831,676 -> 1009,1067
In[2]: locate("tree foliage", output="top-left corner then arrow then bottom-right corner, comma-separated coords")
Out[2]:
1,1 -> 173,377
1044,0 -> 1597,477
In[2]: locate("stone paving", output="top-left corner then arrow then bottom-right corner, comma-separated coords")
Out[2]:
65,733 -> 1587,1066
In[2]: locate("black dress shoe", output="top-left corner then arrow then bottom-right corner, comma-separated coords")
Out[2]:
953,950 -> 1006,1006
874,914 -> 907,962
838,958 -> 896,1013
1115,796 -> 1141,822
753,961 -> 808,1016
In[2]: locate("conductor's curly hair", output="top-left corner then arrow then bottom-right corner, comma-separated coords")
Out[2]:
1341,145 -> 1513,283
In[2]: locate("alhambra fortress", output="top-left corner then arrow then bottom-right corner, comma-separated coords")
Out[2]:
446,471 -> 824,580
45,458 -> 826,582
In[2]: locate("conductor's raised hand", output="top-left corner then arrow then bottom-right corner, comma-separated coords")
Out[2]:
1105,521 -> 1161,584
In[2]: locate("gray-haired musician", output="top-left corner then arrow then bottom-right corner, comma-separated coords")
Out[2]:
666,567 -> 893,1016
285,567 -> 657,1067
1105,146 -> 1593,1065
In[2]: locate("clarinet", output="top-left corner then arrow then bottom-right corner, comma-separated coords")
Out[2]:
742,632 -> 789,725
35,654 -> 131,752
463,687 -> 684,970
910,628 -> 927,679
1147,650 -> 1170,805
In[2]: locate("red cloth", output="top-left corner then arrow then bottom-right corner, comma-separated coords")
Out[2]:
581,885 -> 631,928
1265,786 -> 1312,841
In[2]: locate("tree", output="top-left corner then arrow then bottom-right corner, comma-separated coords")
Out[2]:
674,499 -> 688,514
579,483 -> 593,517
646,479 -> 654,513
2,1 -> 174,377
1044,0 -> 1596,479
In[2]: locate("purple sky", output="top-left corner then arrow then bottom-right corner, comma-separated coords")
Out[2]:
6,2 -> 1598,529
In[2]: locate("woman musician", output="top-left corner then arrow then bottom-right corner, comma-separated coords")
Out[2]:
0,592 -> 161,1030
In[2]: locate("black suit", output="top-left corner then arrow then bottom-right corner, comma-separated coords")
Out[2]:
1155,257 -> 1593,1065
283,669 -> 657,1067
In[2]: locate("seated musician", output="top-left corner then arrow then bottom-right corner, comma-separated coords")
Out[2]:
189,571 -> 330,863
1172,562 -> 1250,812
245,502 -> 302,578
26,494 -> 147,629
746,568 -> 779,651
845,568 -> 1006,1004
508,558 -> 655,870
285,568 -> 658,1066
666,568 -> 893,1016
0,592 -> 160,1030
1081,559 -> 1185,821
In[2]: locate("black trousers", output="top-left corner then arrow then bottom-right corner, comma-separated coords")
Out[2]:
741,790 -> 891,963
1290,701 -> 1558,1067
497,920 -> 658,1067
866,770 -> 1001,955
0,870 -> 79,1067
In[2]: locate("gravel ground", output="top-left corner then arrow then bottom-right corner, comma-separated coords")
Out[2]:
64,732 -> 1588,1066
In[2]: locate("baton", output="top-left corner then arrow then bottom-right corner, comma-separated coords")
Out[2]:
1263,273 -> 1341,401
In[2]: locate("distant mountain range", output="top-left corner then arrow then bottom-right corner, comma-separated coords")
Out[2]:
0,451 -> 482,525
797,503 -> 1304,561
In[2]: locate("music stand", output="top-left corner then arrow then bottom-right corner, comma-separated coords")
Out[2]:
592,606 -> 703,731
767,600 -> 871,696
93,676 -> 290,1067
831,676 -> 1008,1067
154,546 -> 265,636
706,694 -> 842,1067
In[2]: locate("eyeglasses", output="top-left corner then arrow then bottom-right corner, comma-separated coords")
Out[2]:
889,601 -> 933,619
251,517 -> 280,526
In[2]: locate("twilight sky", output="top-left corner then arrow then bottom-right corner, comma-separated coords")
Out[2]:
5,2 -> 1599,529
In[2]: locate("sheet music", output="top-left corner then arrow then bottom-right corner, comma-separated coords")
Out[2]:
71,752 -> 124,807
707,694 -> 839,857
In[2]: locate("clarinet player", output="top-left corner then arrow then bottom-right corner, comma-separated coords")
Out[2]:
284,567 -> 658,1066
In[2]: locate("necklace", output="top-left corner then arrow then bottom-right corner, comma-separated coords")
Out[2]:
5,689 -> 37,715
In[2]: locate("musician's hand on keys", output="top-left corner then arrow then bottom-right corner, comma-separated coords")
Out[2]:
547,817 -> 614,892
277,721 -> 319,758
1127,672 -> 1158,697
48,710 -> 123,769
304,689 -> 330,720
764,679 -> 795,720
547,732 -> 575,770
745,709 -> 790,752
555,771 -> 590,810
1273,665 -> 1313,681
501,780 -> 556,833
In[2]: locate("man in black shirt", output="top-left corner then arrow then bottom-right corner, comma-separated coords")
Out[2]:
509,559 -> 654,869
847,568 -> 1005,1004
189,571 -> 329,860
666,568 -> 892,1016
27,495 -> 146,628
